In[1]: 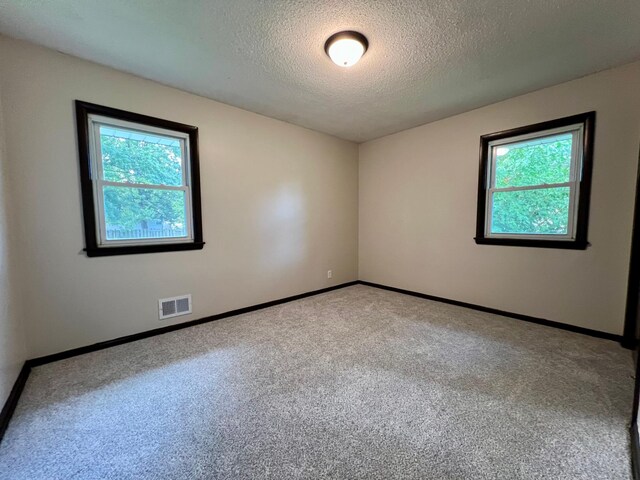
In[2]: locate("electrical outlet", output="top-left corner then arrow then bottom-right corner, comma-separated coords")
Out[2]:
327,270 -> 332,279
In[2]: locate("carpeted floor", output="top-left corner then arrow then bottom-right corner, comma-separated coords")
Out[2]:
0,285 -> 634,479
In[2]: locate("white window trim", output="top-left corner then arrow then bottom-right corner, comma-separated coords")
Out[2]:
484,123 -> 585,241
87,114 -> 194,248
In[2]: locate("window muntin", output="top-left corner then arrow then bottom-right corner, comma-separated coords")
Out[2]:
485,125 -> 583,240
88,115 -> 194,246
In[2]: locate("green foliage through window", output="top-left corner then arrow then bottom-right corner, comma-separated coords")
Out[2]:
489,133 -> 574,236
491,188 -> 570,235
494,134 -> 572,188
99,127 -> 187,238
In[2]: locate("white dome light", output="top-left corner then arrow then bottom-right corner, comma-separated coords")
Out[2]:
324,31 -> 368,68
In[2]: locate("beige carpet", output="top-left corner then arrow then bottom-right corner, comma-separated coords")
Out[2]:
0,285 -> 634,479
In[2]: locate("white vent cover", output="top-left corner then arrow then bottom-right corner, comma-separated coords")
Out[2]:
159,294 -> 192,320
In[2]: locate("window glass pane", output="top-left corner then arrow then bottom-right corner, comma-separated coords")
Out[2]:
103,186 -> 188,240
491,187 -> 570,235
493,133 -> 573,188
99,125 -> 184,186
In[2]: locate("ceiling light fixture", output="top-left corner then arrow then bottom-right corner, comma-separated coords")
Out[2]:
324,31 -> 368,68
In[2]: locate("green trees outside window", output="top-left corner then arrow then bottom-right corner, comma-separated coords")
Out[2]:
99,129 -> 187,239
490,134 -> 573,235
475,111 -> 595,249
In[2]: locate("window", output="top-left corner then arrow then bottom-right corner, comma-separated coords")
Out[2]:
475,112 -> 595,249
76,101 -> 204,256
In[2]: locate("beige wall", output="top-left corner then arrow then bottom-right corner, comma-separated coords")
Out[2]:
0,37 -> 359,358
359,62 -> 640,335
0,83 -> 27,403
1,35 -> 638,364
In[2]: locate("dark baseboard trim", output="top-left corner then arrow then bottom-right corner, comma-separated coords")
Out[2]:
624,338 -> 640,350
28,281 -> 359,367
19,279 -> 627,367
0,278 -> 626,446
358,281 -> 624,344
0,363 -> 32,443
632,422 -> 640,480
0,281 -> 358,445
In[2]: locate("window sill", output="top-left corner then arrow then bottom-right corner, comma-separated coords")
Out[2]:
474,237 -> 588,250
85,241 -> 205,257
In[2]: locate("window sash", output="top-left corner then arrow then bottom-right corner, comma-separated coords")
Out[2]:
87,115 -> 194,247
484,124 -> 584,240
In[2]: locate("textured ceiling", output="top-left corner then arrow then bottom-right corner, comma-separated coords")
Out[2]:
0,1 -> 639,142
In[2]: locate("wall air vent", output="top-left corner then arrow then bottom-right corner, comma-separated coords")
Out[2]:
159,294 -> 192,320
